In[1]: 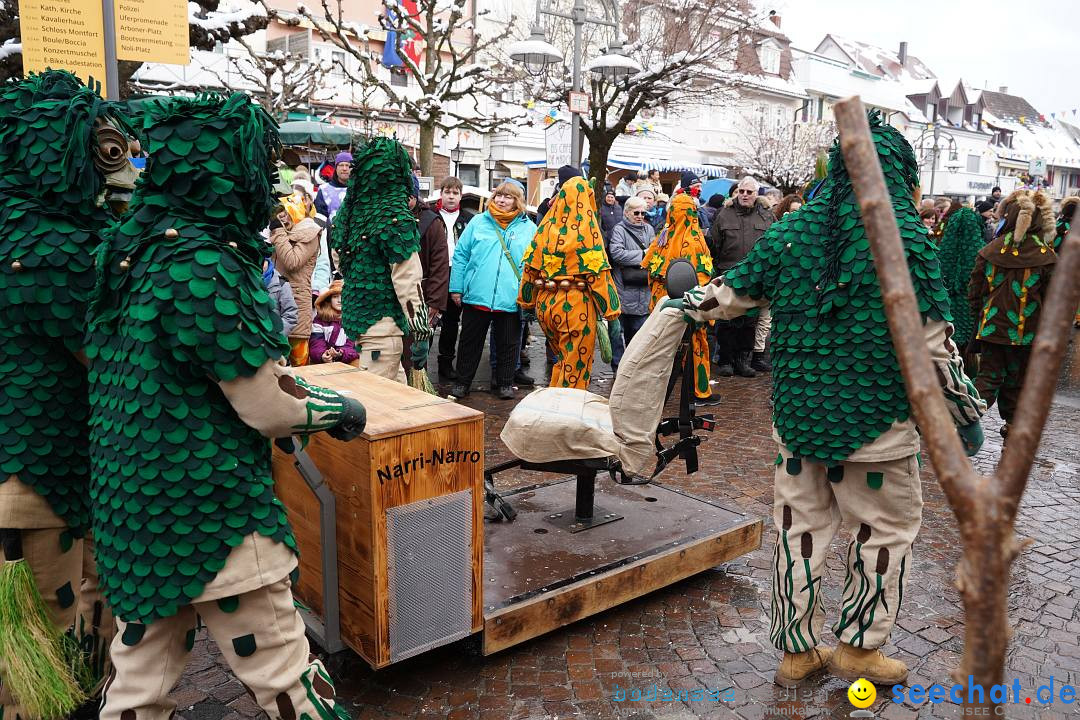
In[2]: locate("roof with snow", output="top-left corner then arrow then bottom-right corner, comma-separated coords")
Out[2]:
980,90 -> 1044,125
815,34 -> 935,83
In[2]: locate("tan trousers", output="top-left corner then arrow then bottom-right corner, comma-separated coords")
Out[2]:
1,478 -> 113,718
356,334 -> 405,383
754,305 -> 772,354
101,577 -> 348,720
769,446 -> 922,653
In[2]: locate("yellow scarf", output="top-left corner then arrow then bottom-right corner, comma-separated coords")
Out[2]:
488,203 -> 519,229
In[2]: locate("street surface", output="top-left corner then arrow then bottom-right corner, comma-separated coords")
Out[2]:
174,327 -> 1080,719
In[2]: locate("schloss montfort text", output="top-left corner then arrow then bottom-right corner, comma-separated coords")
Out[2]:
378,448 -> 481,483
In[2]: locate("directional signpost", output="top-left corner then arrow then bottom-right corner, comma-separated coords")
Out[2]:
20,0 -> 190,100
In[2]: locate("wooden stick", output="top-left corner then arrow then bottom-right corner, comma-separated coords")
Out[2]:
998,227 -> 1080,518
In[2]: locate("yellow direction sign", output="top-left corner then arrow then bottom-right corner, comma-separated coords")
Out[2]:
19,0 -> 110,96
115,0 -> 190,65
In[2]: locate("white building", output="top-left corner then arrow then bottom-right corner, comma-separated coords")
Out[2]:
791,36 -> 1012,203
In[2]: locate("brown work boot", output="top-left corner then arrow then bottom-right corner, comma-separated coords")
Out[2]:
829,642 -> 908,685
773,647 -> 833,688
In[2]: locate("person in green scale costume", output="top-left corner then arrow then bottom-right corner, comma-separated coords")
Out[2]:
85,94 -> 366,720
0,70 -> 139,719
679,112 -> 986,688
936,204 -> 988,370
331,136 -> 430,382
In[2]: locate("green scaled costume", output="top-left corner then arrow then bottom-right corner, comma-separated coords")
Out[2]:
936,206 -> 987,348
0,71 -> 133,532
332,136 -> 422,337
86,94 -> 348,623
681,112 -> 984,665
0,70 -> 135,720
721,111 -> 952,463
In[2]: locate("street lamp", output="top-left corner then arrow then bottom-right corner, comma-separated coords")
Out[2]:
586,38 -> 641,83
510,0 -> 640,167
450,142 -> 464,176
484,154 -> 498,189
506,25 -> 563,77
914,123 -> 959,197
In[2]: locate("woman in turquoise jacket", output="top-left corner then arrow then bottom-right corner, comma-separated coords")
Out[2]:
448,181 -> 537,399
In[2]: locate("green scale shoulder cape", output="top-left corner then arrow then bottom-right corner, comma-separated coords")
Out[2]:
0,71 -> 131,535
937,206 -> 987,347
723,112 -> 951,463
86,94 -> 299,623
331,137 -> 421,337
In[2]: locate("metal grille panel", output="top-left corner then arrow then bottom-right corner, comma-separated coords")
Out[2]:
386,490 -> 473,661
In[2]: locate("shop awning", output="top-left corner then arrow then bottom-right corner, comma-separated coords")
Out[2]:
610,158 -> 728,176
497,161 -> 529,178
524,158 -> 727,176
278,120 -> 353,146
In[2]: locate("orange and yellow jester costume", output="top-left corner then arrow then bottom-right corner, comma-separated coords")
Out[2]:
642,193 -> 714,398
519,176 -> 621,389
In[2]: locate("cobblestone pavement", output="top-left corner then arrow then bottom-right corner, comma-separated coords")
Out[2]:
172,328 -> 1080,720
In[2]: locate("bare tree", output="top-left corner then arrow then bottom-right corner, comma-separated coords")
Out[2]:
132,35 -> 332,121
835,96 -> 1080,711
284,0 -> 518,174
519,0 -> 760,188
0,1 -> 269,96
736,116 -> 834,194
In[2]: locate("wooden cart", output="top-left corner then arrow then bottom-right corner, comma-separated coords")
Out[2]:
273,364 -> 761,668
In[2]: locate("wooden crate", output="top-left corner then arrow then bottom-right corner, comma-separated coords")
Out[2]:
272,363 -> 484,668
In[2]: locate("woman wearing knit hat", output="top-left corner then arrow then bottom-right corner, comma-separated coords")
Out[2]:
641,193 -> 717,402
518,175 -> 621,389
967,189 -> 1059,438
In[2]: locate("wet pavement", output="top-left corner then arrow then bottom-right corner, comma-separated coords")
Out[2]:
174,325 -> 1080,719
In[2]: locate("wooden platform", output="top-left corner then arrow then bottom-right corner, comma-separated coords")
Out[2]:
482,478 -> 763,655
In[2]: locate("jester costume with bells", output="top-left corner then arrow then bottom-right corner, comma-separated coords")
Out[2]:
641,193 -> 715,399
967,189 -> 1057,438
518,176 -> 621,389
331,137 -> 430,382
682,112 -> 985,687
85,94 -> 365,720
0,71 -> 136,720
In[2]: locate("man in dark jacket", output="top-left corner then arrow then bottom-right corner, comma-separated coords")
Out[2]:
402,175 -> 449,372
435,176 -> 474,380
708,175 -> 774,377
599,183 -> 623,241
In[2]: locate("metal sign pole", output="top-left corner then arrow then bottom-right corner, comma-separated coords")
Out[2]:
101,0 -> 120,100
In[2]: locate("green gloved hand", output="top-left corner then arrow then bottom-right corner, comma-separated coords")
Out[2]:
608,317 -> 622,342
660,298 -> 685,312
328,398 -> 367,442
410,338 -> 431,370
957,420 -> 984,457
